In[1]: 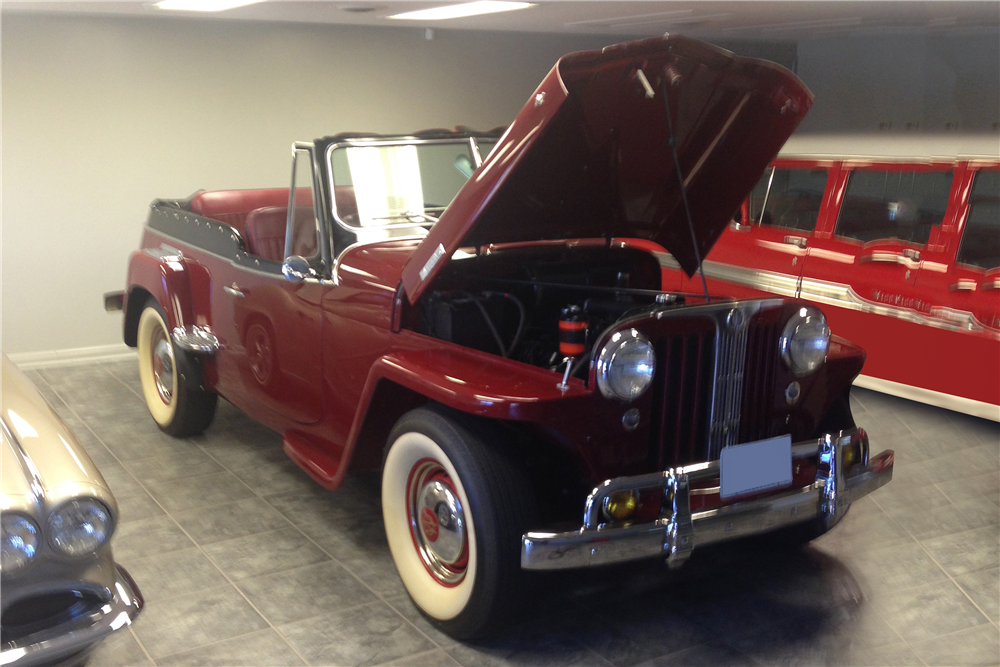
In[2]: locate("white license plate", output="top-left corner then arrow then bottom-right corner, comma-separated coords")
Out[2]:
719,434 -> 792,500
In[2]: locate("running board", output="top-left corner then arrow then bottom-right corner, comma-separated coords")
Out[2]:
283,431 -> 343,490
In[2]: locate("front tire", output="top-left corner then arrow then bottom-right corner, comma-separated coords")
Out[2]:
382,407 -> 535,639
136,298 -> 217,437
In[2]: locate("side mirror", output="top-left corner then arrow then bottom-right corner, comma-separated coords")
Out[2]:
454,154 -> 475,178
282,255 -> 315,283
729,208 -> 751,231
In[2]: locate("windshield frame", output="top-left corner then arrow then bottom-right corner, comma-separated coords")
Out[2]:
324,136 -> 491,234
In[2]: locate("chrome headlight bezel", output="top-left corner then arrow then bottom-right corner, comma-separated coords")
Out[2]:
780,307 -> 831,376
46,498 -> 114,557
596,329 -> 656,402
2,512 -> 40,575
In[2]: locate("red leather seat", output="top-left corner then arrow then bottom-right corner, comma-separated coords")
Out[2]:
190,189 -> 290,237
244,207 -> 318,261
334,186 -> 358,224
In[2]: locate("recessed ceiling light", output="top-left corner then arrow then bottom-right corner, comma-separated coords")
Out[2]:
388,2 -> 534,21
154,0 -> 265,12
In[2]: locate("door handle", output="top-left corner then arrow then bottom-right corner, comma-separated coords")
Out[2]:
859,250 -> 921,268
949,280 -> 977,292
223,284 -> 245,298
981,279 -> 1000,291
783,235 -> 807,249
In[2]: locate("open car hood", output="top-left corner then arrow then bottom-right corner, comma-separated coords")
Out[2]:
401,35 -> 812,303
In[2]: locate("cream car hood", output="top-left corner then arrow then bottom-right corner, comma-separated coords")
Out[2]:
1,356 -> 115,517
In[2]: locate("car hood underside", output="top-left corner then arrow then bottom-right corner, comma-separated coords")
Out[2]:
402,34 -> 813,303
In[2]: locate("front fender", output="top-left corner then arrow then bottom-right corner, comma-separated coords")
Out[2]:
334,346 -> 594,486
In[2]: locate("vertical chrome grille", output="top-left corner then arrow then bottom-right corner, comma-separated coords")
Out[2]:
654,300 -> 783,467
707,308 -> 750,459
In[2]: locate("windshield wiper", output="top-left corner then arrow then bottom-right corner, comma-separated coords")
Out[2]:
368,210 -> 441,224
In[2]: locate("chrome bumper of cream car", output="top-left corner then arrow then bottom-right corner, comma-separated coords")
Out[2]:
1,566 -> 144,667
521,429 -> 893,571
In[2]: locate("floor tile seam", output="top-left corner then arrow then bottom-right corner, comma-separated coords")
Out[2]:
580,643 -> 618,667
122,458 -> 232,486
43,377 -> 310,665
197,521 -> 321,555
232,580 -> 377,626
911,538 -> 998,626
126,624 -> 157,666
914,523 -> 1000,566
154,525 -> 314,666
860,497 -> 954,656
148,626 -> 299,665
103,362 -> 148,404
877,498 -> 997,629
248,491 -> 454,653
626,637 -> 758,667
284,528 -> 452,652
914,620 -> 995,653
193,435 -> 309,513
931,481 -> 999,527
371,646 -> 454,667
270,597 -> 411,642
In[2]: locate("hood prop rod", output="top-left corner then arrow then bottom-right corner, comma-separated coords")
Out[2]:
653,71 -> 710,304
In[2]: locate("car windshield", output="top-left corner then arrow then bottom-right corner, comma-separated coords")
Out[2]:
329,140 -> 483,229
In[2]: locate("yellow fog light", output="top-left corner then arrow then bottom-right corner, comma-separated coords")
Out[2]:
841,442 -> 861,470
603,490 -> 639,522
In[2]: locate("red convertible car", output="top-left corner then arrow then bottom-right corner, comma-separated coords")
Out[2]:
659,136 -> 999,421
108,36 -> 894,638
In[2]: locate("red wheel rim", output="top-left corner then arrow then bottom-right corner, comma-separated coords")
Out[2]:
404,457 -> 469,586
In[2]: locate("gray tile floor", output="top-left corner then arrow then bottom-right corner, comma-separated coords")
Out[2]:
25,359 -> 1000,667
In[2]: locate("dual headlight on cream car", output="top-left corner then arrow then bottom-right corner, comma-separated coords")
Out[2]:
596,307 -> 831,402
1,499 -> 113,575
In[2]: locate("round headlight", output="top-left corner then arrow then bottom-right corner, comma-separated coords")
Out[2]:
2,513 -> 40,574
47,499 -> 112,557
596,329 -> 656,401
780,307 -> 831,376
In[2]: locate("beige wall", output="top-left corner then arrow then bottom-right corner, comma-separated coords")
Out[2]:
2,14 -> 998,356
0,14 -> 617,355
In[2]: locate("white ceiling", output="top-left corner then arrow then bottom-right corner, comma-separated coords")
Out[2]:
4,1 -> 999,39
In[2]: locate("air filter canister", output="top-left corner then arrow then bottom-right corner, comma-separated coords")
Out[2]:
558,305 -> 588,358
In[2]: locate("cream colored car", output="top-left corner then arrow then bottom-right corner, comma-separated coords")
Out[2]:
1,357 -> 142,666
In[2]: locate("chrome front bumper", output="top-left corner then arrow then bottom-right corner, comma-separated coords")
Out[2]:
521,429 -> 893,571
1,566 -> 144,667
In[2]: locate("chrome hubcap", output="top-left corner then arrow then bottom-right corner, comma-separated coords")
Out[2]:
407,460 -> 468,585
152,337 -> 174,404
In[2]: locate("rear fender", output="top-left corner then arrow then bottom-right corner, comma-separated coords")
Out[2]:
123,250 -> 212,347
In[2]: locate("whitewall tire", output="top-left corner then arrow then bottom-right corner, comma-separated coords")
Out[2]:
383,431 -> 477,620
136,298 -> 216,437
382,407 -> 536,639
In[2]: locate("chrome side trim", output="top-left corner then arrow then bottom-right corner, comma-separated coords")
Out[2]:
522,429 -> 893,571
1,566 -> 143,667
142,244 -> 183,263
170,326 -> 219,354
652,251 -> 998,339
803,276 -> 995,336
